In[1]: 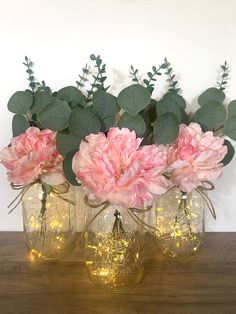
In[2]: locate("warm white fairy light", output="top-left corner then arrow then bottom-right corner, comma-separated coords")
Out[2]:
50,220 -> 63,230
29,216 -> 41,230
29,249 -> 42,261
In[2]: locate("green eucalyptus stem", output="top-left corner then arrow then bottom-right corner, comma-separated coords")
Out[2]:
217,61 -> 229,91
86,54 -> 108,102
146,66 -> 162,85
97,63 -> 106,89
129,65 -> 140,84
163,57 -> 180,94
143,61 -> 168,94
76,63 -> 90,90
23,56 -> 37,93
86,71 -> 100,101
23,56 -> 51,94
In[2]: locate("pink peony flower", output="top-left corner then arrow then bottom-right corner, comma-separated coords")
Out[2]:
72,127 -> 170,209
167,123 -> 227,192
0,127 -> 65,186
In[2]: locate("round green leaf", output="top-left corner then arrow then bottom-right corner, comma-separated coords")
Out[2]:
92,90 -> 119,119
221,139 -> 235,166
153,113 -> 179,144
57,86 -> 86,107
12,114 -> 30,137
8,91 -> 33,114
163,91 -> 186,109
117,113 -> 146,137
56,130 -> 81,156
156,98 -> 182,123
101,115 -> 116,132
117,84 -> 151,116
38,100 -> 71,131
224,116 -> 236,140
63,150 -> 80,186
192,101 -> 226,130
31,91 -> 54,114
198,87 -> 225,106
69,108 -> 101,139
228,100 -> 236,117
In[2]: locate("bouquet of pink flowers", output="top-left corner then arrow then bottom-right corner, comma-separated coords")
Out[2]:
0,55 -> 235,267
0,55 -> 235,212
0,55 -> 235,211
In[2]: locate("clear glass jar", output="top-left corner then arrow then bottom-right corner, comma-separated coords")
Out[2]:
21,182 -> 77,261
155,187 -> 205,258
85,203 -> 144,292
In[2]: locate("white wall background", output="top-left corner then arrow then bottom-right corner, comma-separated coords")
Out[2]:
0,0 -> 236,231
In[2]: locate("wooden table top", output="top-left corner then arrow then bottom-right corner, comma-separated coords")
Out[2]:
0,232 -> 236,314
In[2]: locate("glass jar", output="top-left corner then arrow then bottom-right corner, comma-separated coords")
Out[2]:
155,187 -> 205,258
21,182 -> 77,261
85,202 -> 144,292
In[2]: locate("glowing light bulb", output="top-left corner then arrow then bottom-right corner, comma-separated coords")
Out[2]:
50,220 -> 63,230
29,249 -> 42,261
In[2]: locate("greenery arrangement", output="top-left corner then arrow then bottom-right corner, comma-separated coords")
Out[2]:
6,55 -> 236,186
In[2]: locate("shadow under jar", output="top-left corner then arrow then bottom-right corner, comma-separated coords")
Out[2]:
21,182 -> 78,261
155,187 -> 205,259
85,203 -> 144,292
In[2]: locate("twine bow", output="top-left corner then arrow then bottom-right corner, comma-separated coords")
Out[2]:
8,180 -> 75,214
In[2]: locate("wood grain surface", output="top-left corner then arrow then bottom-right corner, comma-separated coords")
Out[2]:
0,232 -> 236,314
